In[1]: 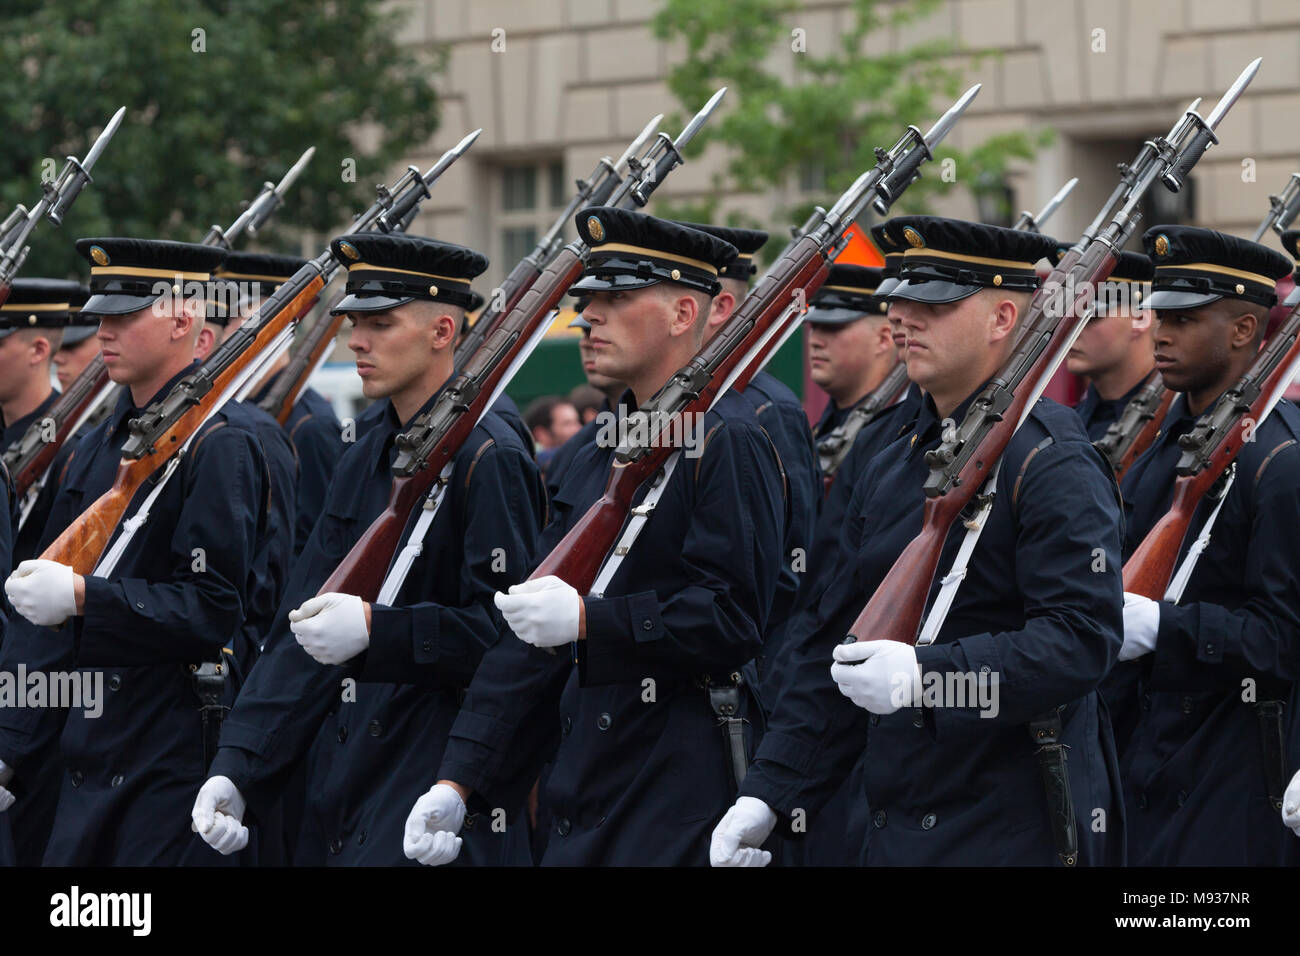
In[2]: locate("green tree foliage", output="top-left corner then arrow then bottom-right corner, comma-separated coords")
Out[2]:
651,0 -> 1050,254
0,0 -> 445,278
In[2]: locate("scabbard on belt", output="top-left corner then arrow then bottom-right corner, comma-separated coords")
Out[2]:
1028,708 -> 1078,866
1255,699 -> 1288,811
705,673 -> 749,790
192,661 -> 229,769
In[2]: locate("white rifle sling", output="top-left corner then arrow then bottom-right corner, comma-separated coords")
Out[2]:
376,461 -> 456,606
1164,462 -> 1236,604
589,451 -> 682,599
916,465 -> 1000,647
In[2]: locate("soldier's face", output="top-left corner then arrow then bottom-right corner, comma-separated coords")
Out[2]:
97,303 -> 188,386
579,286 -> 674,383
0,331 -> 40,403
54,335 -> 102,390
1067,307 -> 1151,377
346,303 -> 453,400
891,291 -> 1014,392
1152,302 -> 1255,395
806,317 -> 884,394
578,329 -> 621,391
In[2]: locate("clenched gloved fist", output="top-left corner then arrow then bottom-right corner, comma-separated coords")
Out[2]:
494,575 -> 580,648
831,639 -> 920,714
403,783 -> 467,866
290,592 -> 369,665
710,796 -> 778,867
1119,592 -> 1160,662
191,776 -> 249,856
1283,769 -> 1300,837
0,757 -> 14,813
5,559 -> 77,627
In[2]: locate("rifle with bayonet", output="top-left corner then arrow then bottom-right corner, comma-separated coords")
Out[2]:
1123,267 -> 1300,600
1096,168 -> 1300,478
841,59 -> 1259,650
4,148 -> 317,525
39,132 -> 479,575
453,113 -> 664,368
0,107 -> 126,304
527,85 -> 979,596
318,92 -> 727,602
815,175 -> 1078,488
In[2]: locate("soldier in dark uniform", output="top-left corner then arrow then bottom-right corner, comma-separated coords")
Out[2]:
1067,251 -> 1157,440
216,252 -> 346,563
403,207 -> 785,867
0,280 -> 84,564
712,216 -> 1124,867
808,264 -> 897,442
1116,226 -> 1300,866
674,221 -> 820,704
192,233 -> 545,866
0,238 -> 278,865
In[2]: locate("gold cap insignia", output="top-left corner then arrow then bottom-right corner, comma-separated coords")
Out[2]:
428,284 -> 438,296
993,274 -> 1003,287
90,245 -> 109,266
338,241 -> 360,261
27,315 -> 36,325
670,268 -> 681,281
1154,234 -> 1170,257
1236,283 -> 1245,294
586,216 -> 605,242
903,227 -> 924,249
880,302 -> 888,313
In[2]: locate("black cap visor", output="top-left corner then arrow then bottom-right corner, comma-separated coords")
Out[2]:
61,324 -> 99,346
331,291 -> 416,315
81,291 -> 162,317
1145,288 -> 1222,311
888,277 -> 983,305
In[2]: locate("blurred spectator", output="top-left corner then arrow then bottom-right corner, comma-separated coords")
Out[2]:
524,394 -> 581,476
568,384 -> 607,424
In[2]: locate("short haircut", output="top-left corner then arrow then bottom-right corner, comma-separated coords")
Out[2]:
524,394 -> 568,433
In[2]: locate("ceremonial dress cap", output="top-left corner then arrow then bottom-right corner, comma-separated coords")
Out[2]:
1092,250 -> 1154,317
329,233 -> 488,315
0,278 -> 85,338
805,264 -> 887,325
571,206 -> 737,297
884,216 -> 1057,304
670,221 -> 767,282
208,251 -> 307,326
61,285 -> 97,345
1143,225 -> 1290,311
1275,229 -> 1300,308
75,238 -> 227,317
871,222 -> 906,298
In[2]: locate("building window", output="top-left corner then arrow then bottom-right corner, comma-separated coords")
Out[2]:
491,159 -> 566,290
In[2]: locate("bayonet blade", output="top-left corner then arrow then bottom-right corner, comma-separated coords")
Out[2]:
923,84 -> 980,151
81,106 -> 126,173
274,146 -> 315,198
422,128 -> 483,185
1033,177 -> 1078,229
672,88 -> 726,153
1204,58 -> 1261,131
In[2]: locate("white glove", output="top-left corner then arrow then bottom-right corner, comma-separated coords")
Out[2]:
289,592 -> 369,665
1119,592 -> 1160,662
1283,769 -> 1300,837
403,783 -> 467,866
190,775 -> 249,856
494,575 -> 580,648
710,796 -> 778,867
0,757 -> 13,813
830,639 -> 920,714
5,559 -> 77,627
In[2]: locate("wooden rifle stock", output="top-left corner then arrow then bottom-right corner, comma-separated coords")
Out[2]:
846,240 -> 1119,646
40,277 -> 325,574
259,292 -> 331,425
320,250 -> 589,600
1121,479 -> 1213,599
529,240 -> 832,592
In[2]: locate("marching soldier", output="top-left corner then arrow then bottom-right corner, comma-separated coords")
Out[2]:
808,264 -> 897,442
1117,226 -> 1300,866
0,280 -> 83,563
52,290 -> 98,392
402,208 -> 785,867
710,216 -> 1125,866
1067,251 -> 1157,440
0,238 -> 279,865
217,252 -> 346,562
675,221 -> 820,700
191,233 -> 545,866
